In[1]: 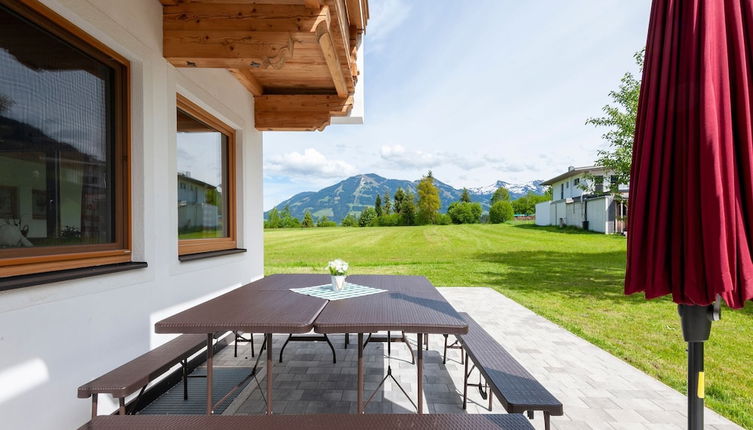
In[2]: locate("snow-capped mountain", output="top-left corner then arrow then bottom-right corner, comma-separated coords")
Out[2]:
267,175 -> 547,222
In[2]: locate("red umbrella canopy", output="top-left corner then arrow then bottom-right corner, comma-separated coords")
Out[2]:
625,0 -> 753,309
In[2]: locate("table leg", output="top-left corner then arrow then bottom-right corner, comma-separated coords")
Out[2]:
417,333 -> 424,414
357,333 -> 364,414
266,333 -> 273,414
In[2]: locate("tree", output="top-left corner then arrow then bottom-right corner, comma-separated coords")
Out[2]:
399,192 -> 416,226
317,215 -> 337,227
511,192 -> 550,215
359,207 -> 377,227
490,187 -> 510,204
489,201 -> 514,223
374,194 -> 383,217
448,201 -> 482,224
460,188 -> 472,203
586,49 -> 644,185
279,206 -> 301,228
265,208 -> 281,228
302,210 -> 314,228
416,171 -> 440,224
341,214 -> 358,227
393,188 -> 405,214
383,192 -> 392,215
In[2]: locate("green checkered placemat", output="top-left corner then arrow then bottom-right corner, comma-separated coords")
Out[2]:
290,283 -> 387,301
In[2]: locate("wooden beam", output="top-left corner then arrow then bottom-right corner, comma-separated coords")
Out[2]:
304,0 -> 322,9
229,69 -> 263,96
163,4 -> 330,33
315,9 -> 347,98
255,94 -> 353,131
345,0 -> 364,30
164,30 -> 299,68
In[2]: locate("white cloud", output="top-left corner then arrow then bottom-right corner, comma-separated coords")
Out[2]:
265,148 -> 357,179
380,144 -> 480,170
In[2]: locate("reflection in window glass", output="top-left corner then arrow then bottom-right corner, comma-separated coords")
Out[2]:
0,5 -> 115,249
177,109 -> 228,239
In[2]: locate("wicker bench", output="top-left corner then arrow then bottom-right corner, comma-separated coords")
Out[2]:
78,414 -> 535,429
77,334 -> 209,418
452,312 -> 563,430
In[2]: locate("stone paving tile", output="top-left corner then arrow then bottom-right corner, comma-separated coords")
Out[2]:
214,287 -> 742,429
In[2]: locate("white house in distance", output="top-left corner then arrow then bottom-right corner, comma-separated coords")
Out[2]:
535,166 -> 629,234
0,1 -> 369,428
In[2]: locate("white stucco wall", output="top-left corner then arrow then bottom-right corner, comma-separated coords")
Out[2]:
0,1 -> 264,429
586,197 -> 609,233
534,201 -> 550,226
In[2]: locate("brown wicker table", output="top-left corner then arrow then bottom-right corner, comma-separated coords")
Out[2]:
313,274 -> 468,414
154,287 -> 327,415
154,274 -> 467,416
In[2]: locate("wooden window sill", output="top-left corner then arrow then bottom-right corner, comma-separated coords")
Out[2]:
178,248 -> 246,262
0,261 -> 148,292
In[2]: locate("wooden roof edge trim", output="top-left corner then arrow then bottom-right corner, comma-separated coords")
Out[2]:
254,94 -> 353,131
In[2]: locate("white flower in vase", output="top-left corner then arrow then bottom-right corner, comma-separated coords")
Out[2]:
327,259 -> 349,291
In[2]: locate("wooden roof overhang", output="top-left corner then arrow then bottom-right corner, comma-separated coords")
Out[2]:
159,0 -> 369,131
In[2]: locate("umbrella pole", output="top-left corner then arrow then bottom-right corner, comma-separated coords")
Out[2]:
678,302 -> 720,430
687,341 -> 704,429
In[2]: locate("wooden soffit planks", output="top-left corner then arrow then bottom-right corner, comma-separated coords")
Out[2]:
161,0 -> 367,131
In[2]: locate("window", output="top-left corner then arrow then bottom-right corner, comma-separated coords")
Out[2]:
595,176 -> 605,193
574,178 -> 580,186
0,1 -> 130,277
610,175 -> 619,191
176,95 -> 236,256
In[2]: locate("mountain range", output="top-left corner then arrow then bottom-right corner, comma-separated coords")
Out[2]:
267,174 -> 546,222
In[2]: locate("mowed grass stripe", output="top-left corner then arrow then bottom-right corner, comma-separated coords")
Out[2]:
265,223 -> 753,428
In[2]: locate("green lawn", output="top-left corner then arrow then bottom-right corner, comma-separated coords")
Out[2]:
265,223 -> 753,428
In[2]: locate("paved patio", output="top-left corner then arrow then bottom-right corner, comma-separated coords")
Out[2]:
206,287 -> 740,429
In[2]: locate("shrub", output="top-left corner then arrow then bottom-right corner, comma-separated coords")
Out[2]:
436,213 -> 452,225
448,202 -> 482,224
489,201 -> 514,223
317,216 -> 337,227
281,216 -> 301,228
341,214 -> 358,227
376,213 -> 400,226
358,207 -> 377,227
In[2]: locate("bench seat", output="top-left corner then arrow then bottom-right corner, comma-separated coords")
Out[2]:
78,414 -> 535,430
78,334 -> 208,416
456,312 -> 563,428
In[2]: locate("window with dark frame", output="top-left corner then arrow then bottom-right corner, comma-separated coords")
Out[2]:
176,95 -> 236,256
0,1 -> 130,277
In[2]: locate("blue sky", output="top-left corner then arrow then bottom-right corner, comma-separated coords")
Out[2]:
263,0 -> 652,210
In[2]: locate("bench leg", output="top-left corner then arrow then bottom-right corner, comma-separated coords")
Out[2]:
462,351 -> 469,410
544,412 -> 551,430
443,334 -> 448,364
487,381 -> 492,411
345,333 -> 349,349
91,394 -> 98,419
182,359 -> 188,400
118,397 -> 126,415
234,331 -> 238,358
